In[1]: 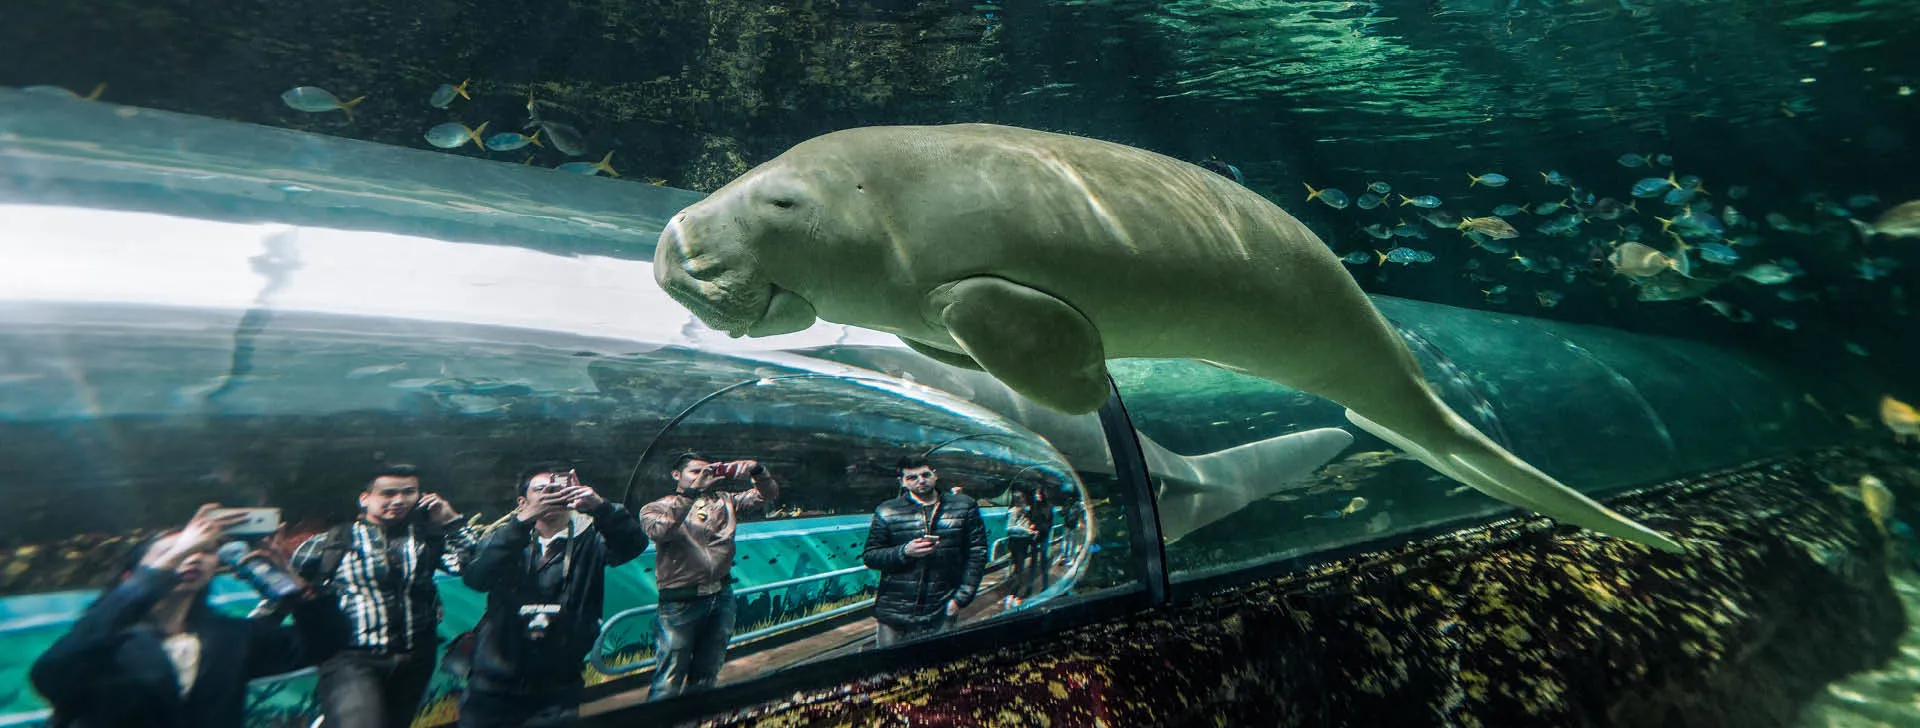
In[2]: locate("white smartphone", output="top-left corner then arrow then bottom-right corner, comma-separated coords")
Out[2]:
209,507 -> 282,538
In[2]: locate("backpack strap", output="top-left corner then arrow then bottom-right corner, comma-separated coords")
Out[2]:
309,522 -> 357,589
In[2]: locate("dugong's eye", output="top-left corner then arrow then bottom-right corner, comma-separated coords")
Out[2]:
770,198 -> 796,210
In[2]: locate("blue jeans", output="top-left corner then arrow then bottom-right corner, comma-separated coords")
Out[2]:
648,588 -> 736,700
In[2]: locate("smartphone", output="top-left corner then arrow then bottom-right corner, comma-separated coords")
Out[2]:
209,507 -> 282,538
408,502 -> 437,525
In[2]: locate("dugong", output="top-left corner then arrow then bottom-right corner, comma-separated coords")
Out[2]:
652,123 -> 1686,553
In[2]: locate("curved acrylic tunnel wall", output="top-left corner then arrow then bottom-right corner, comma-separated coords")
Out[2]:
0,90 -> 1881,726
1120,296 -> 1877,581
0,90 -> 1136,727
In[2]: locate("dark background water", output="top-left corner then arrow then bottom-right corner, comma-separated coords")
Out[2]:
2,0 -> 1913,404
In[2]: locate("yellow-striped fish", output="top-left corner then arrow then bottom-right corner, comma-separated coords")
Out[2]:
1861,475 -> 1895,535
1881,395 -> 1920,442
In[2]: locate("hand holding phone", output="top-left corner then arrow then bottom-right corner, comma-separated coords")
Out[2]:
903,535 -> 938,558
417,493 -> 459,525
207,507 -> 282,538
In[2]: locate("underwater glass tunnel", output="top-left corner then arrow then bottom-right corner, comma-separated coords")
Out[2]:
1,0 -> 1917,725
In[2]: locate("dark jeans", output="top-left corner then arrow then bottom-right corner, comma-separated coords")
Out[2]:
1007,535 -> 1038,597
458,685 -> 582,728
1060,519 -> 1083,561
1028,535 -> 1052,591
648,588 -> 736,701
875,612 -> 954,647
316,649 -> 436,728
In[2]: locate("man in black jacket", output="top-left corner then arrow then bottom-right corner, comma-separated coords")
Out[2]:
860,456 -> 988,647
457,463 -> 649,727
30,503 -> 346,728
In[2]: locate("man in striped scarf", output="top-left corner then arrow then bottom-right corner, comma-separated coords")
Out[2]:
291,464 -> 478,728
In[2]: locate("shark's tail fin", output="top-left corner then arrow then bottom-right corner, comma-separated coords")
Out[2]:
1142,428 -> 1355,493
1344,409 -> 1686,553
1143,428 -> 1355,542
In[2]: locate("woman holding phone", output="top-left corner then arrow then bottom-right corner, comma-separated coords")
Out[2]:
1003,489 -> 1039,608
29,503 -> 347,728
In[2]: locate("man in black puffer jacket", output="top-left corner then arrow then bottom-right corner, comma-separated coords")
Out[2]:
861,456 -> 988,646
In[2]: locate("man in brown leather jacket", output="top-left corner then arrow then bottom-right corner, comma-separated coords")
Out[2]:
637,451 -> 779,700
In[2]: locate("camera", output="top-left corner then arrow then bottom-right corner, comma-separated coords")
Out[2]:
218,541 -> 305,602
519,603 -> 562,640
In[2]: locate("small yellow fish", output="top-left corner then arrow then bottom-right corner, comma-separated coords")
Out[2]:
1306,496 -> 1369,519
429,78 -> 472,109
555,150 -> 620,178
1344,451 -> 1404,467
23,82 -> 107,101
1457,216 -> 1519,240
281,86 -> 366,121
1802,393 -> 1829,416
1607,241 -> 1683,278
1852,200 -> 1920,241
1881,395 -> 1920,442
1861,475 -> 1895,535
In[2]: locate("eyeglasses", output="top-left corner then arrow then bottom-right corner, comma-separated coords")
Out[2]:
902,472 -> 935,481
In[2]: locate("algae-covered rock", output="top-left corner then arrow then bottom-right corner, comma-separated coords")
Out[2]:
1,0 -> 1007,191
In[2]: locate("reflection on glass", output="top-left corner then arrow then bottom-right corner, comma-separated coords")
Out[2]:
0,291 -> 1121,726
0,87 -> 1132,727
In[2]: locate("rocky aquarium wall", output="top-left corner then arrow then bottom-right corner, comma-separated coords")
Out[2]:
0,0 -> 1020,193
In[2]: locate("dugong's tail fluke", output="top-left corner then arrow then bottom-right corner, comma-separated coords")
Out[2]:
1344,409 -> 1687,554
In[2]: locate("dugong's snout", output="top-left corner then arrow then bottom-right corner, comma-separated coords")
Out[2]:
654,214 -> 780,337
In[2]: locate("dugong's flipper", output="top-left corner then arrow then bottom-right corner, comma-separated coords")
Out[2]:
1148,427 -> 1355,542
898,337 -> 986,371
1345,409 -> 1685,553
930,276 -> 1110,414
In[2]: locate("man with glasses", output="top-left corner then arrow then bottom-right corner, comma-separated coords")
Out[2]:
638,451 -> 780,700
861,456 -> 988,647
457,463 -> 649,727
